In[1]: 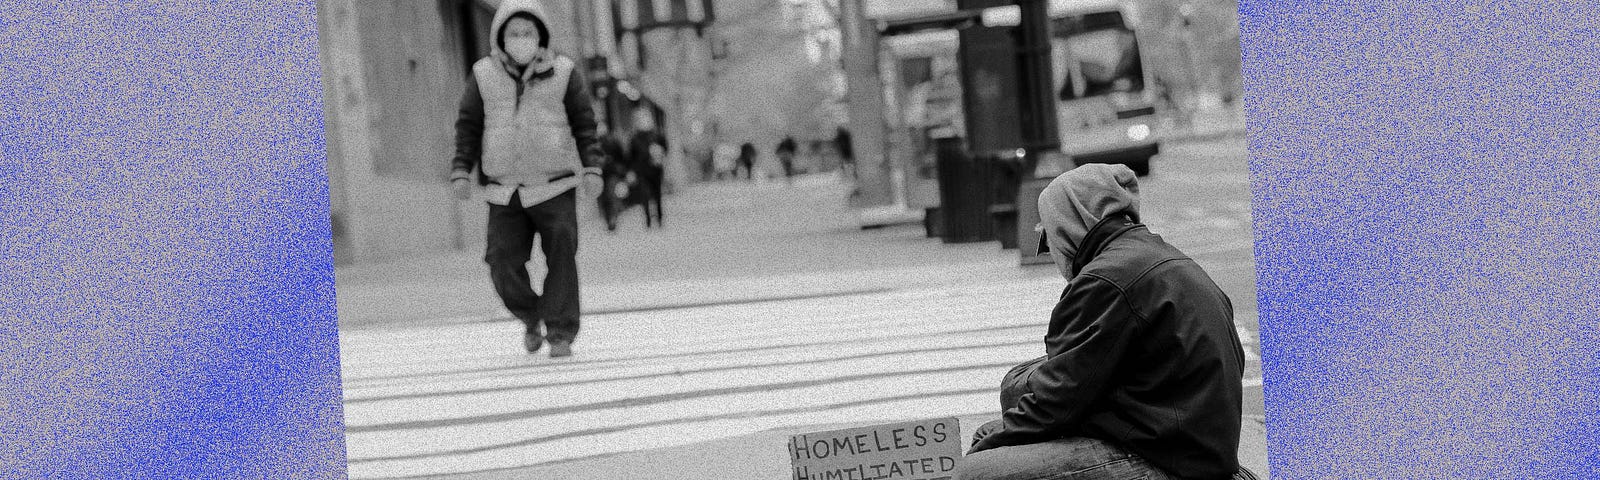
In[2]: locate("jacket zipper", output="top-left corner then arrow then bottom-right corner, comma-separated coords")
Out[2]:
512,69 -> 525,114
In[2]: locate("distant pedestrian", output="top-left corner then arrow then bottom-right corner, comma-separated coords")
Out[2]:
775,135 -> 797,183
450,0 -> 604,358
738,142 -> 757,181
627,110 -> 666,228
596,123 -> 630,233
712,142 -> 738,180
958,164 -> 1254,480
833,127 -> 854,179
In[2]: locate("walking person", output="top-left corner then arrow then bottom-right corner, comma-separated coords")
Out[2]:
775,135 -> 798,184
596,123 -> 630,233
712,142 -> 738,180
833,127 -> 854,180
738,142 -> 757,181
450,0 -> 605,358
958,164 -> 1255,480
626,110 -> 666,228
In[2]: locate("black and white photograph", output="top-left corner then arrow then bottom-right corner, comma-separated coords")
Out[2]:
318,0 -> 1262,478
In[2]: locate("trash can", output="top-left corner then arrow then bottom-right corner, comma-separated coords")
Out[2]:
923,207 -> 944,238
990,204 -> 1018,249
987,151 -> 1024,250
934,137 -> 995,244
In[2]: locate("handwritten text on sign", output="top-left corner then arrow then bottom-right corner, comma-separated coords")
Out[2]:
789,418 -> 962,480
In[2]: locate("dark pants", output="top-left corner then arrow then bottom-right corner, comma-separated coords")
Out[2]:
641,170 -> 664,228
486,190 -> 580,344
599,174 -> 622,231
964,357 -> 1260,480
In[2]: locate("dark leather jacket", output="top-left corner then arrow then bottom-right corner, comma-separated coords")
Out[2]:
972,215 -> 1246,480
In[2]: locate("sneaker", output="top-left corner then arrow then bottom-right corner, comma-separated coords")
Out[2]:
523,333 -> 543,354
549,341 -> 573,358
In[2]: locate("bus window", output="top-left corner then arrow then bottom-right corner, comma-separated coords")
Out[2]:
1066,28 -> 1142,96
1053,18 -> 1144,98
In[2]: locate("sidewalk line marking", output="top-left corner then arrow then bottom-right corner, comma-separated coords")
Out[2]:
342,322 -> 1048,384
340,304 -> 1049,380
345,387 -> 995,467
337,287 -> 900,332
344,362 -> 1020,434
338,274 -> 1042,334
342,323 -> 1043,394
344,339 -> 1039,404
589,287 -> 902,316
338,281 -> 1056,359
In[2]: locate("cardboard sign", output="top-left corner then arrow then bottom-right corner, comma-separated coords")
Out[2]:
789,418 -> 962,480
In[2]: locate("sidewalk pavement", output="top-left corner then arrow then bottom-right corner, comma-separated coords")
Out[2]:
334,127 -> 1250,332
1164,102 -> 1249,143
335,137 -> 1267,479
334,173 -> 1043,331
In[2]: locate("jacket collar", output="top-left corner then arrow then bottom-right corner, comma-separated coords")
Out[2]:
1071,214 -> 1141,277
499,56 -> 556,82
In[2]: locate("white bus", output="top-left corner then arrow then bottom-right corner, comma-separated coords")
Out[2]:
1046,0 -> 1161,176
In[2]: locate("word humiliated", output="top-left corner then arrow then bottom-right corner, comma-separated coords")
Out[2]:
793,457 -> 958,480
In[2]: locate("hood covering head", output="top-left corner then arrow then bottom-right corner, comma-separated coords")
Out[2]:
489,0 -> 556,74
1038,163 -> 1141,262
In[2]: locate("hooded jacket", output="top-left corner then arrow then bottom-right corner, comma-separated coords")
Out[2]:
1037,163 -> 1141,262
451,0 -> 603,207
972,165 -> 1246,479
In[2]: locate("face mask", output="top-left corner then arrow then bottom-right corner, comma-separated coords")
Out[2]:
504,37 -> 542,65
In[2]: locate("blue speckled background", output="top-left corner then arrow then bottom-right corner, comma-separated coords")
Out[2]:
1240,0 -> 1600,478
2,0 -> 1598,478
1,1 -> 346,478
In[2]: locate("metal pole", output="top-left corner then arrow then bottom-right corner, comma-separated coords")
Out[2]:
569,0 -> 590,58
840,0 -> 894,208
1180,3 -> 1198,118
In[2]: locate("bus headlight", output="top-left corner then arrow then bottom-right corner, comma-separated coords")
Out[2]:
1126,124 -> 1150,141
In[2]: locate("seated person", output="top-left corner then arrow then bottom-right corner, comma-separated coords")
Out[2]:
958,164 -> 1255,480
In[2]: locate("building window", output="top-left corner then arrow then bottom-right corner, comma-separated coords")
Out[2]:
670,0 -> 689,22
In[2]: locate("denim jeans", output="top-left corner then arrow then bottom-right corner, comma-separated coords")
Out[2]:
969,356 -> 1261,480
957,420 -> 1175,480
485,189 -> 580,344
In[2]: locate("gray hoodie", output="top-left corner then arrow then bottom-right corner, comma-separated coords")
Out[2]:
1038,163 -> 1142,274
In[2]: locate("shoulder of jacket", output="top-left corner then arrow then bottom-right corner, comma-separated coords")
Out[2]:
1078,237 -> 1188,289
552,55 -> 576,72
1068,273 -> 1151,326
471,57 -> 501,77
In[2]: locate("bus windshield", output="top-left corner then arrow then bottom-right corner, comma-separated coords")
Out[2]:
1051,12 -> 1145,100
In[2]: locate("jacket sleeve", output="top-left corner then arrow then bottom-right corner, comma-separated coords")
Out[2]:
451,73 -> 485,183
563,66 -> 605,172
969,275 -> 1145,453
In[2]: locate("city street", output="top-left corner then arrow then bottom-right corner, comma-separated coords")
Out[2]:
334,134 -> 1264,479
